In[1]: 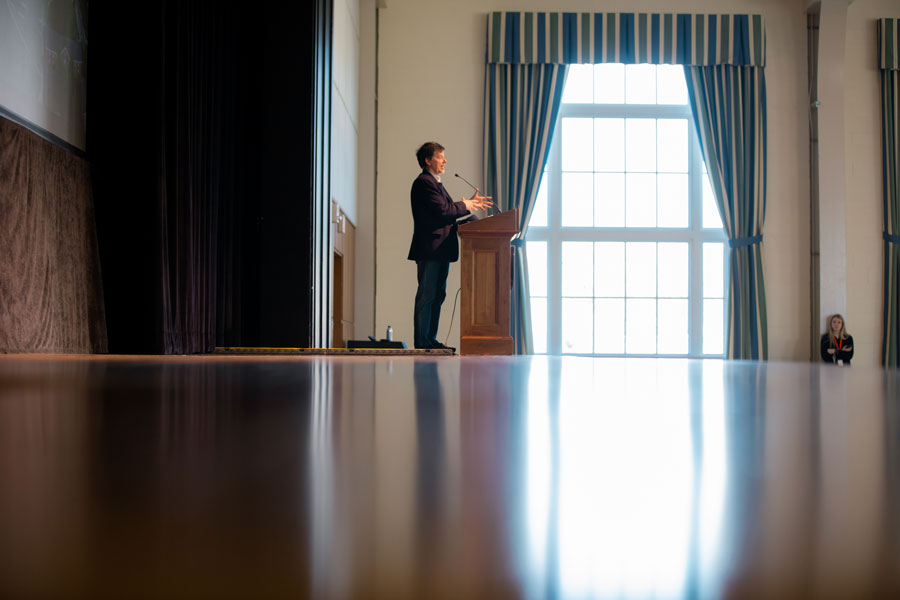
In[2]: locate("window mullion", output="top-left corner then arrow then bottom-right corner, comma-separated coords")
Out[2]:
689,125 -> 701,356
691,239 -> 702,356
549,133 -> 563,356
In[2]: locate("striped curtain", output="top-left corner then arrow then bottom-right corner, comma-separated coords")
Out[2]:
487,12 -> 765,67
685,66 -> 768,359
484,63 -> 567,354
486,12 -> 766,355
879,19 -> 900,367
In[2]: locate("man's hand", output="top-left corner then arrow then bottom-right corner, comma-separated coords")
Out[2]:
462,189 -> 494,213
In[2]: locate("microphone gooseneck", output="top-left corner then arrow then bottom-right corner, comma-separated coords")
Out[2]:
454,173 -> 479,193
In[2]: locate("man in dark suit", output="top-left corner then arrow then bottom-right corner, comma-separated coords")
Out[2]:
408,142 -> 492,350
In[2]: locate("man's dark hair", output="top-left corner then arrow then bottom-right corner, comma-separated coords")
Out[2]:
416,142 -> 445,168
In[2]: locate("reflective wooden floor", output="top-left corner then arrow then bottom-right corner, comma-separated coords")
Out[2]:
1,355 -> 898,599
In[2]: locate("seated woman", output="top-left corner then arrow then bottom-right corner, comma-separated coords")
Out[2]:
820,314 -> 854,366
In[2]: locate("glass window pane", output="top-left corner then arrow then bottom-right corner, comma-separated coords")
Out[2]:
562,298 -> 593,353
656,64 -> 688,105
594,64 -> 625,104
562,64 -> 593,104
703,298 -> 725,355
657,119 -> 688,173
702,174 -> 723,229
594,298 -> 625,353
625,119 -> 656,172
562,118 -> 593,171
658,299 -> 689,354
531,297 -> 547,354
530,172 -> 548,227
625,173 -> 656,228
594,173 -> 625,227
562,242 -> 593,297
703,243 -> 724,298
658,242 -> 688,297
547,63 -> 726,358
626,242 -> 656,297
626,298 -> 656,353
594,118 -> 625,171
594,242 -> 625,297
526,241 -> 547,297
657,173 -> 688,228
625,64 -> 656,104
562,173 -> 593,227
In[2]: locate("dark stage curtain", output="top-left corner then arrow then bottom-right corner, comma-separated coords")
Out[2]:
91,1 -> 323,353
91,1 -> 243,354
158,2 -> 236,354
0,117 -> 107,353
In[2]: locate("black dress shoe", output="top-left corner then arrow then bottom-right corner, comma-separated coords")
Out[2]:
428,342 -> 456,353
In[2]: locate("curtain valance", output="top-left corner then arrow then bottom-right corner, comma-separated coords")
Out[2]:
487,12 -> 765,67
878,19 -> 899,70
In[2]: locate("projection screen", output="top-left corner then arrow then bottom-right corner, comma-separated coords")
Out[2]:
0,0 -> 88,151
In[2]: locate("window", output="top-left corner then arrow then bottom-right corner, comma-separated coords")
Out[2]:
526,64 -> 726,356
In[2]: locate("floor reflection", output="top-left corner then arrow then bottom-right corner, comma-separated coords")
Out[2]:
885,376 -> 900,578
525,359 -> 706,599
0,356 -> 899,598
414,361 -> 446,558
0,359 -> 97,597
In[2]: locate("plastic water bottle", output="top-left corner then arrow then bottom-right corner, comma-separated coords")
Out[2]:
386,325 -> 393,341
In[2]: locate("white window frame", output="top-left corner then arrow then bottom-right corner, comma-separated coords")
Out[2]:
526,92 -> 728,357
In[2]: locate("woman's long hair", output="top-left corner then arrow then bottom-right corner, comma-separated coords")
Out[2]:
825,314 -> 850,340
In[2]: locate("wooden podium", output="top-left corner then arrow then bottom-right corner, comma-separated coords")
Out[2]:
457,209 -> 519,355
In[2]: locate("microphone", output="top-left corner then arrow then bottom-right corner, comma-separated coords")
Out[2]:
454,173 -> 480,193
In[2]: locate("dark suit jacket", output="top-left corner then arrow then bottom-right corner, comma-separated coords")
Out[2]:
407,171 -> 470,262
820,333 -> 854,365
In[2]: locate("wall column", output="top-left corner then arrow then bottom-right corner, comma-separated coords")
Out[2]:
809,0 -> 854,353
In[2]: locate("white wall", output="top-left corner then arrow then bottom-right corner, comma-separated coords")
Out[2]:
845,0 -> 900,366
375,0 -> 491,347
334,0 -> 379,340
374,0 -> 812,359
333,0 -> 361,226
356,0 -> 377,338
754,0 -> 813,360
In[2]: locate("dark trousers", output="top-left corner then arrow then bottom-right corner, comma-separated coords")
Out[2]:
414,260 -> 450,348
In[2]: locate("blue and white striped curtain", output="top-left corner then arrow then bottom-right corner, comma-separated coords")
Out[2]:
485,12 -> 767,356
685,66 -> 767,359
878,19 -> 900,367
487,13 -> 765,67
484,63 -> 567,354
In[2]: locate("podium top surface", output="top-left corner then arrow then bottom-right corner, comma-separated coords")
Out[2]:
458,208 -> 520,235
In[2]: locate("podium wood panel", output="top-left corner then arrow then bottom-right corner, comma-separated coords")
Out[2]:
458,210 -> 518,355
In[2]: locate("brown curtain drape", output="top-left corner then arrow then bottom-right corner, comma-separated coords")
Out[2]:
0,117 -> 107,353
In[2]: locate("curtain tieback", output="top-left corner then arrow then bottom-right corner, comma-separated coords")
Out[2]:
728,235 -> 762,249
510,238 -> 524,248
883,231 -> 900,244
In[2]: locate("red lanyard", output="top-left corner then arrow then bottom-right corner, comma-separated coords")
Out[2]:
832,335 -> 843,352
